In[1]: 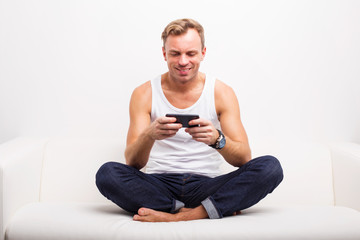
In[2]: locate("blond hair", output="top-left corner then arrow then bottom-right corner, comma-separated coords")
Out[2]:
161,18 -> 205,50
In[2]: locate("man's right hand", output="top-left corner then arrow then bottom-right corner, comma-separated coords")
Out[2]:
148,116 -> 182,140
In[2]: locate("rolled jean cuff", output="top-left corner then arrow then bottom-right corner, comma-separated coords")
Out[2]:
171,199 -> 185,213
201,197 -> 222,219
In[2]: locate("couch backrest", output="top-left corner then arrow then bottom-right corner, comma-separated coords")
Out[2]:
40,137 -> 334,206
221,139 -> 334,206
40,137 -> 125,203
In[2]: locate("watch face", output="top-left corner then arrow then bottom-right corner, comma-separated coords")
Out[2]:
210,129 -> 226,149
218,135 -> 226,149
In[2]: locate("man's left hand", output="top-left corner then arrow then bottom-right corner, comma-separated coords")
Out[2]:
185,118 -> 219,145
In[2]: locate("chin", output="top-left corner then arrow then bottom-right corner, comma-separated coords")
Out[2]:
178,72 -> 198,80
178,75 -> 196,83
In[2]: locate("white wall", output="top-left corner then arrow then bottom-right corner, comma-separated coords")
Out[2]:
1,0 -> 359,145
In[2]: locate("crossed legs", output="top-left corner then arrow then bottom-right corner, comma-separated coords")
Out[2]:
95,155 -> 283,222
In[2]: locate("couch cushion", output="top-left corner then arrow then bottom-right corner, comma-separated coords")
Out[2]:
6,202 -> 360,240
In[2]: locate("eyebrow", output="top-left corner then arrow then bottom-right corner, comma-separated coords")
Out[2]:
168,49 -> 199,54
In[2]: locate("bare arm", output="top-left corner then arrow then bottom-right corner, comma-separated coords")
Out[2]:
125,81 -> 182,169
186,80 -> 251,167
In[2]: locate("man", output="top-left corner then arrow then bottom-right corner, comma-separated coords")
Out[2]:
96,18 -> 283,222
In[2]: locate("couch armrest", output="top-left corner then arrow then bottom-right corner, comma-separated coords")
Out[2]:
331,142 -> 360,211
0,137 -> 47,240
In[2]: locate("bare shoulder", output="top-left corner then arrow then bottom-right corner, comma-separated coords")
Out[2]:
132,81 -> 152,99
214,79 -> 239,114
130,81 -> 152,112
215,79 -> 236,96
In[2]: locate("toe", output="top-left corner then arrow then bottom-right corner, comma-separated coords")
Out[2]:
138,207 -> 150,216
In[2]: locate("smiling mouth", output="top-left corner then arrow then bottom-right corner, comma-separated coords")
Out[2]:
176,67 -> 191,74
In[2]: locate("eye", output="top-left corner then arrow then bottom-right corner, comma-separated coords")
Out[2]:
187,52 -> 197,57
169,52 -> 180,56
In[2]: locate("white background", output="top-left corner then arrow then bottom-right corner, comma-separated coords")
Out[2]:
1,0 -> 359,145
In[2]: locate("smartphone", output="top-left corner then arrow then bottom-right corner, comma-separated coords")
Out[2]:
165,114 -> 200,128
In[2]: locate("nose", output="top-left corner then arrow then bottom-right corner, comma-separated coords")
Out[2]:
179,54 -> 189,66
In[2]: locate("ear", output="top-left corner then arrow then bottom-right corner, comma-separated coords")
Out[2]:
162,47 -> 167,61
201,47 -> 207,61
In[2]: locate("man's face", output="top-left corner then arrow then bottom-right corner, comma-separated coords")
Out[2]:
162,29 -> 206,83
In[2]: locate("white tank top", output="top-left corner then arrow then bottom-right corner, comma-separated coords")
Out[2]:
147,74 -> 223,177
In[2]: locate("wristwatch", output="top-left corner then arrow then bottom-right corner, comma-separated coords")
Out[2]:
209,129 -> 226,149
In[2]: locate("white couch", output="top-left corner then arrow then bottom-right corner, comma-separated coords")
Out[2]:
1,137 -> 360,240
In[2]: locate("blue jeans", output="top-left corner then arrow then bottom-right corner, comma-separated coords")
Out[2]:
95,155 -> 283,219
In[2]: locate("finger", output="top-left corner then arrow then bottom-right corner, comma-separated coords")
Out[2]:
159,123 -> 182,130
188,118 -> 202,127
186,127 -> 212,137
189,133 -> 209,139
188,118 -> 213,127
158,116 -> 177,124
157,118 -> 182,129
189,131 -> 216,145
159,130 -> 178,137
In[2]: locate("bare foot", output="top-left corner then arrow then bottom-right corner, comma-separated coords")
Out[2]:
232,210 -> 242,216
133,206 -> 208,222
133,208 -> 178,222
178,207 -> 192,213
